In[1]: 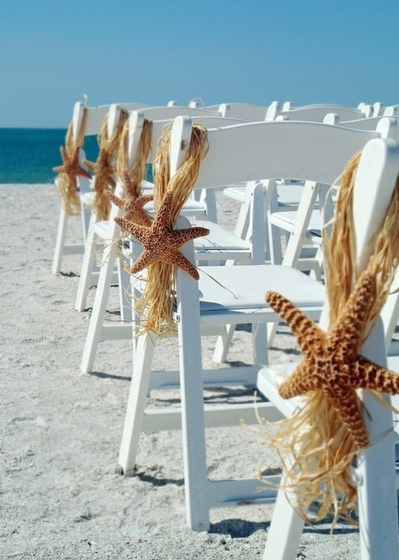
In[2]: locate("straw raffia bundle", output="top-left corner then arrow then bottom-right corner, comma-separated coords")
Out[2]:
258,150 -> 399,526
84,109 -> 129,221
130,123 -> 209,336
53,108 -> 88,215
105,118 -> 154,226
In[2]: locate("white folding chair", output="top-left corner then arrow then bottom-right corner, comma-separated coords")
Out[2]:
257,137 -> 399,560
206,102 -> 278,121
267,117 -> 397,273
77,110 -> 258,374
117,117 -> 393,532
73,103 -> 227,302
267,102 -> 372,121
51,100 -> 151,274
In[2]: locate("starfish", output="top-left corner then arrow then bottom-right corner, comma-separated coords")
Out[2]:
53,146 -> 92,182
83,148 -> 116,189
265,270 -> 399,449
105,170 -> 153,226
114,189 -> 210,280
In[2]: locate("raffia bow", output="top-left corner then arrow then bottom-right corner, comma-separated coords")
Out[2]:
258,151 -> 399,526
116,123 -> 209,336
53,108 -> 88,215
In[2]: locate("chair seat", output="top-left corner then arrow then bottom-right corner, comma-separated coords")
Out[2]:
269,209 -> 322,235
197,264 -> 325,317
223,183 -> 250,201
193,220 -> 250,251
257,364 -> 302,418
277,182 -> 305,206
80,191 -> 95,206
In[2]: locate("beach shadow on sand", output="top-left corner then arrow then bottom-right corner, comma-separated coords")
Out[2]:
133,466 -> 184,487
209,518 -> 269,538
89,370 -> 131,382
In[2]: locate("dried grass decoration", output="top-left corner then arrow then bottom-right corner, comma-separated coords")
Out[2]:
106,118 -> 154,227
83,109 -> 129,221
53,108 -> 90,215
115,123 -> 210,336
259,151 -> 399,526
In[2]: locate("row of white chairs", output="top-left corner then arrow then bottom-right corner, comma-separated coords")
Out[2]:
57,100 -> 398,374
113,115 -> 399,560
52,99 -> 399,559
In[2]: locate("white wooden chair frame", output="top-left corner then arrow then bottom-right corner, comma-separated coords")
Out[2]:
117,117 -> 396,532
77,111 -> 266,374
257,137 -> 399,560
51,100 -> 150,275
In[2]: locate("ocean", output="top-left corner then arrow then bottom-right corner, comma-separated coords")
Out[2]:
0,128 -> 99,184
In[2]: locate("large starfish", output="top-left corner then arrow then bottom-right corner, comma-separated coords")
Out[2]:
106,170 -> 153,226
83,148 -> 116,189
53,146 -> 92,183
114,189 -> 209,280
265,270 -> 399,449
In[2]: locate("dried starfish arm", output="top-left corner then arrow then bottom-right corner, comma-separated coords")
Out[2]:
83,149 -> 117,188
327,272 -> 376,359
277,361 -> 322,399
131,248 -> 199,280
120,169 -> 142,199
266,291 -> 326,359
114,217 -> 151,244
106,191 -> 154,226
350,355 -> 399,393
53,146 -> 92,179
325,388 -> 369,448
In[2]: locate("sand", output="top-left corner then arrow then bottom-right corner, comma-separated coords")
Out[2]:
1,184 -> 364,559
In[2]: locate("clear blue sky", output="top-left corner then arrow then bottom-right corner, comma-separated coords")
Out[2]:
1,0 -> 398,128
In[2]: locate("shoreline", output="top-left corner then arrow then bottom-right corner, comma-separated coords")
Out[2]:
1,184 -> 363,559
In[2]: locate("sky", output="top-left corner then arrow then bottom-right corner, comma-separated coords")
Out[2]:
1,0 -> 399,128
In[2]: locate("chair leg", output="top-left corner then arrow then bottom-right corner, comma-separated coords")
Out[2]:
118,257 -> 133,323
118,333 -> 155,476
75,223 -> 100,312
176,262 -> 212,531
52,207 -> 68,274
178,309 -> 211,532
212,324 -> 235,363
80,237 -> 122,373
262,481 -> 305,560
357,392 -> 398,560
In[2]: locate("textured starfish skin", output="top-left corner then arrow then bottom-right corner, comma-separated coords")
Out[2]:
53,146 -> 92,182
83,149 -> 116,189
265,271 -> 399,449
106,170 -> 153,226
114,190 -> 209,280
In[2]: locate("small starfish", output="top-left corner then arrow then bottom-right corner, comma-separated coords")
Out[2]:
114,189 -> 210,280
265,271 -> 399,449
83,149 -> 116,189
53,146 -> 92,182
106,170 -> 153,226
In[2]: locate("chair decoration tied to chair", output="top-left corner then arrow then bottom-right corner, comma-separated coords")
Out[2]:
83,109 -> 129,221
259,151 -> 399,525
53,108 -> 90,216
106,118 -> 154,227
115,124 -> 210,336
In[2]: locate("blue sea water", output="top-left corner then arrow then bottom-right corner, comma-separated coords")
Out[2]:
0,128 -> 99,184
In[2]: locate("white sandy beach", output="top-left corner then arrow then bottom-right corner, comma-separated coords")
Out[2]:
1,183 -> 367,559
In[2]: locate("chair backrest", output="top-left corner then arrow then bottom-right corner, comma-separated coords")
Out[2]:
323,114 -> 399,140
384,104 -> 399,116
212,103 -> 275,121
169,118 -> 390,192
70,101 -> 151,142
125,110 -> 248,166
131,104 -> 225,121
266,102 -> 370,122
109,110 -> 248,212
